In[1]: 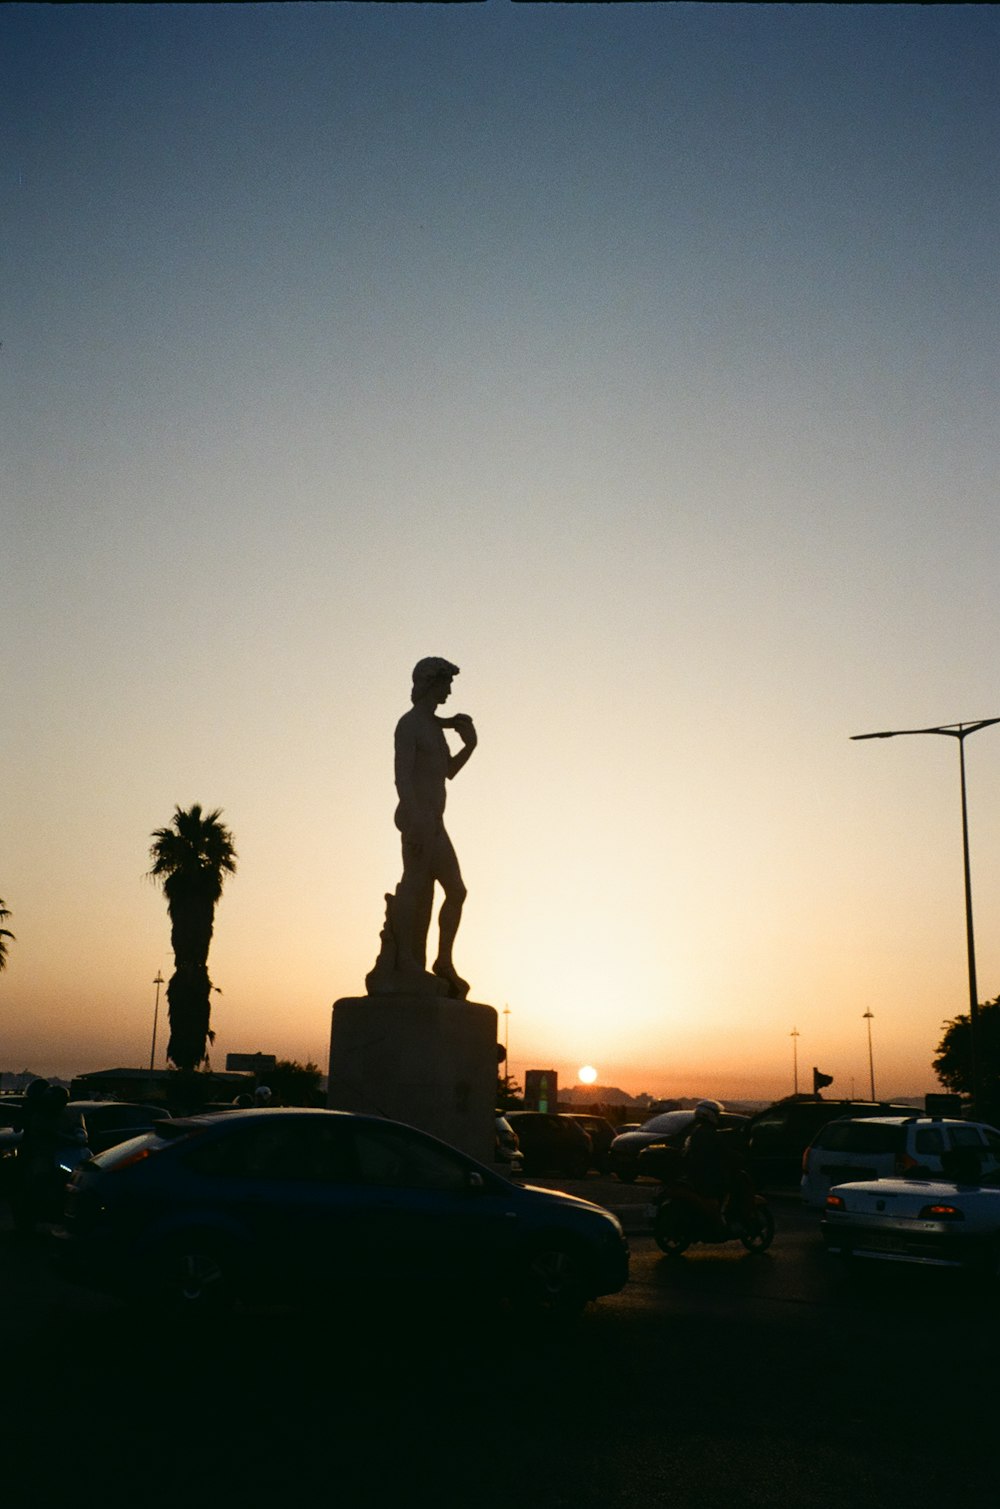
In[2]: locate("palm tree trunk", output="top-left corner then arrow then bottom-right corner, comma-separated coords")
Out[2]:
166,891 -> 216,1071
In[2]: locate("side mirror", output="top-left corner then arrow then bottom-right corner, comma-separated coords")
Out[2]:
467,1170 -> 485,1192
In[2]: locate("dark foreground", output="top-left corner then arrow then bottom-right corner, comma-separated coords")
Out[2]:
1,1185 -> 998,1508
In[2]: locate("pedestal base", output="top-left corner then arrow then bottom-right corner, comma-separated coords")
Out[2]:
327,995 -> 498,1166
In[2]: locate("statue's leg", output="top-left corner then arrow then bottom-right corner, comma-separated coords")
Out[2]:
411,875 -> 435,970
430,831 -> 469,998
394,839 -> 435,976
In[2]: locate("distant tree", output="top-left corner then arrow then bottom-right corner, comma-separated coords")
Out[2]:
149,805 -> 237,1073
0,898 -> 13,973
933,997 -> 1000,1113
497,1074 -> 524,1111
267,1059 -> 324,1106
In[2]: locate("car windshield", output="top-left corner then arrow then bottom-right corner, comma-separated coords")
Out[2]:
638,1111 -> 694,1135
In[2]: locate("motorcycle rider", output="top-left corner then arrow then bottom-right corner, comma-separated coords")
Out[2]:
680,1100 -> 729,1235
681,1099 -> 758,1237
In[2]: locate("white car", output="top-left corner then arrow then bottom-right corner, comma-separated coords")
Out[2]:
801,1115 -> 1000,1209
821,1168 -> 1000,1273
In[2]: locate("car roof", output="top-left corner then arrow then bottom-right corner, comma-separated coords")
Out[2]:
825,1114 -> 979,1129
66,1099 -> 168,1112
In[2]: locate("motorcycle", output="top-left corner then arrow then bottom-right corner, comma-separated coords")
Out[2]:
649,1179 -> 776,1256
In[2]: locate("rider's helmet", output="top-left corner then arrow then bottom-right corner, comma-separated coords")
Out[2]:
693,1099 -> 721,1126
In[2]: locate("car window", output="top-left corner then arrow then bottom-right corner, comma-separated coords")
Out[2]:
746,1112 -> 787,1146
914,1127 -> 947,1154
186,1122 -> 353,1182
818,1122 -> 903,1153
984,1129 -> 1000,1151
350,1124 -> 469,1193
92,1107 -> 162,1131
949,1125 -> 987,1149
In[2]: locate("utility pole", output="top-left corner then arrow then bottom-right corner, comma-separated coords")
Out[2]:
150,971 -> 165,1072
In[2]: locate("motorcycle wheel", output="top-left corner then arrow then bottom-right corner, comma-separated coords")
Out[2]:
654,1200 -> 692,1256
739,1202 -> 775,1253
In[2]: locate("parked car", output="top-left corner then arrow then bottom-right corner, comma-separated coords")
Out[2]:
54,1100 -> 173,1177
608,1106 -> 749,1184
0,1096 -> 26,1130
567,1115 -> 617,1174
495,1112 -> 523,1175
744,1098 -> 921,1187
0,1124 -> 20,1193
53,1109 -> 629,1317
821,1165 -> 1000,1274
505,1112 -> 592,1178
801,1115 -> 1000,1209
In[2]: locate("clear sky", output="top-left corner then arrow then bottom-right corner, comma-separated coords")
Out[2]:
3,3 -> 999,1102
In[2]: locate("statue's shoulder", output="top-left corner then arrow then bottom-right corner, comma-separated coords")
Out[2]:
395,706 -> 441,745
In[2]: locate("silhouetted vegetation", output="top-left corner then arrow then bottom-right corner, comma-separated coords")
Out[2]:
148,805 -> 237,1072
0,898 -> 13,972
268,1058 -> 324,1106
934,996 -> 1000,1116
497,1074 -> 524,1110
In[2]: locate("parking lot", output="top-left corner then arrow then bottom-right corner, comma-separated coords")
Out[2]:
2,1174 -> 999,1508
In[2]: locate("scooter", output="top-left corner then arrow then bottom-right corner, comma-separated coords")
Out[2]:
650,1179 -> 775,1256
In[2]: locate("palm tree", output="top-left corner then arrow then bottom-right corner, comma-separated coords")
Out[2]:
0,898 -> 14,973
148,805 -> 237,1072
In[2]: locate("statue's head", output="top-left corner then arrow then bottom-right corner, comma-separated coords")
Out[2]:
411,656 -> 459,704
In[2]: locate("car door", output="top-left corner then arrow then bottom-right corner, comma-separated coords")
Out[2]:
334,1119 -> 523,1299
176,1116 -> 365,1299
946,1123 -> 1000,1178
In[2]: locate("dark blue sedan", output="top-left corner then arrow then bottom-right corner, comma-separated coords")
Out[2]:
53,1108 -> 629,1318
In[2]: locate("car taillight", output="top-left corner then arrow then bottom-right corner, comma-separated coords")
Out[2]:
108,1146 -> 152,1173
919,1203 -> 964,1221
825,1194 -> 846,1211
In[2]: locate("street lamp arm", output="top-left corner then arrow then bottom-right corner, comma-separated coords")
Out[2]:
852,717 -> 1000,742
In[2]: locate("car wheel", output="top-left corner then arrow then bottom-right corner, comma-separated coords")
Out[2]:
149,1239 -> 239,1314
739,1203 -> 775,1253
514,1243 -> 588,1319
654,1200 -> 692,1256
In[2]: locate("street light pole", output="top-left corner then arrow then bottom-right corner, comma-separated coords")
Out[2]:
852,717 -> 1000,1117
790,1027 -> 800,1096
502,1004 -> 511,1103
150,971 -> 164,1072
863,1009 -> 875,1101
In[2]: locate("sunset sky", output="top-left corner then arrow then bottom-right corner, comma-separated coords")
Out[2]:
4,4 -> 1000,1103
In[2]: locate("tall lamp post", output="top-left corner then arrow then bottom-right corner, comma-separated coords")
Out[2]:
863,1009 -> 875,1100
150,971 -> 164,1072
852,717 -> 1000,1117
790,1027 -> 800,1096
502,1004 -> 511,1104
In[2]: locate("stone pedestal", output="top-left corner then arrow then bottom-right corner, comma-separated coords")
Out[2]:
327,995 -> 498,1166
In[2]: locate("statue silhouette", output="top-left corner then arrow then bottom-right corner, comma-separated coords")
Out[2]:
366,658 -> 477,999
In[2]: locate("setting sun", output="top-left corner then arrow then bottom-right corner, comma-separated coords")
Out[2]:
578,1065 -> 598,1085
